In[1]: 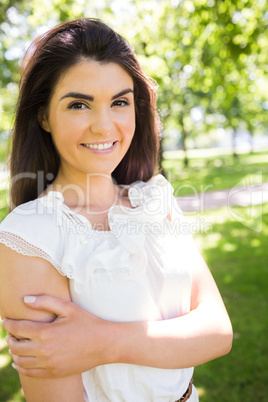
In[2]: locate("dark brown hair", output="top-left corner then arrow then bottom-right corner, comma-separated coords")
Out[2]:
10,18 -> 160,208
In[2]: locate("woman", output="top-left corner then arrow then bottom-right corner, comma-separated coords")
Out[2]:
0,18 -> 232,401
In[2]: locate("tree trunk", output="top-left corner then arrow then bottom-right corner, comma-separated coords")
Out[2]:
247,124 -> 254,153
232,128 -> 238,160
179,110 -> 189,167
182,134 -> 189,167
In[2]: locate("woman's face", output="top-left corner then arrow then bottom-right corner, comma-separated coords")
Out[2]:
40,60 -> 135,180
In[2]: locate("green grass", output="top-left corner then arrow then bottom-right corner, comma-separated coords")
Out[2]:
163,150 -> 268,196
192,202 -> 268,401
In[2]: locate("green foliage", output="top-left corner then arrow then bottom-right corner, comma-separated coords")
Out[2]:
0,0 -> 267,152
133,0 -> 268,158
0,143 -> 8,164
0,129 -> 11,163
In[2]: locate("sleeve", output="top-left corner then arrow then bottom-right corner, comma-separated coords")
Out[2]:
147,174 -> 198,248
0,199 -> 67,277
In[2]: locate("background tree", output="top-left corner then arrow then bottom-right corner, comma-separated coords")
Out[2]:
130,0 -> 268,166
0,0 -> 267,168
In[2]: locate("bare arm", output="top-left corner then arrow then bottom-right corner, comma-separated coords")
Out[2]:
113,251 -> 233,368
0,244 -> 84,401
3,241 -> 232,377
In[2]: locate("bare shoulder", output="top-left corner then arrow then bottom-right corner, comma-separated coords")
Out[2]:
0,243 -> 69,321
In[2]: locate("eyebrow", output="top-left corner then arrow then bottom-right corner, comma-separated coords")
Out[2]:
60,88 -> 134,102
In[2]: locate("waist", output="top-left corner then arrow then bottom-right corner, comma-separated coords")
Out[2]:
82,364 -> 194,401
175,376 -> 194,402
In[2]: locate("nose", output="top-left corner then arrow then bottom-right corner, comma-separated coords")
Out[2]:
90,107 -> 113,136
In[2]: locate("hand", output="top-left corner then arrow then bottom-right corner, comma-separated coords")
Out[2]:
2,295 -> 110,378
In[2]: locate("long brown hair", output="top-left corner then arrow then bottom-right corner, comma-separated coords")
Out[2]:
10,18 -> 160,208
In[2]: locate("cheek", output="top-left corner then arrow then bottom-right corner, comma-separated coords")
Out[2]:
50,116 -> 85,146
123,110 -> 136,138
48,120 -> 71,153
130,116 -> 136,140
60,119 -> 88,141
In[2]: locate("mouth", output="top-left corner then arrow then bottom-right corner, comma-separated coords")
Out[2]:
81,141 -> 117,151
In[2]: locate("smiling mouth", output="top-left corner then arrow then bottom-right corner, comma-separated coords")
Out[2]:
81,141 -> 116,150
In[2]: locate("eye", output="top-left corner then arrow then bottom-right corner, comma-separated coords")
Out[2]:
68,102 -> 88,110
112,99 -> 130,107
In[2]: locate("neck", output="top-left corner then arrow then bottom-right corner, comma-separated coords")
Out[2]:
49,169 -> 120,211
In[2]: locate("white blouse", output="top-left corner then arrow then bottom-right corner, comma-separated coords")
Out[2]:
0,174 -> 199,401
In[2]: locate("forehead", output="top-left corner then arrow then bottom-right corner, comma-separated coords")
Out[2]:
53,60 -> 134,98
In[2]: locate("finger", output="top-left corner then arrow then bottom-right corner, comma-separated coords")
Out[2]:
7,335 -> 36,357
3,318 -> 47,340
24,295 -> 73,317
11,353 -> 39,369
12,363 -> 52,378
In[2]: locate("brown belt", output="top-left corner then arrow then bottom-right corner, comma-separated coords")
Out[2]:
175,376 -> 193,402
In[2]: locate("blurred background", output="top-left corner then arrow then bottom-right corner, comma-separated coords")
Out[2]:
0,0 -> 267,401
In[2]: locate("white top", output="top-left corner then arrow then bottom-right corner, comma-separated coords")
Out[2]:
0,174 -> 198,401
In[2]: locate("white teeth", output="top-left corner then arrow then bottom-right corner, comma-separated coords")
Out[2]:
84,142 -> 114,150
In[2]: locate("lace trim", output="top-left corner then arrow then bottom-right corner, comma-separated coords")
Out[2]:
0,231 -> 66,276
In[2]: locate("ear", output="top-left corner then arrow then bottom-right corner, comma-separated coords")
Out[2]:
38,108 -> 50,132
